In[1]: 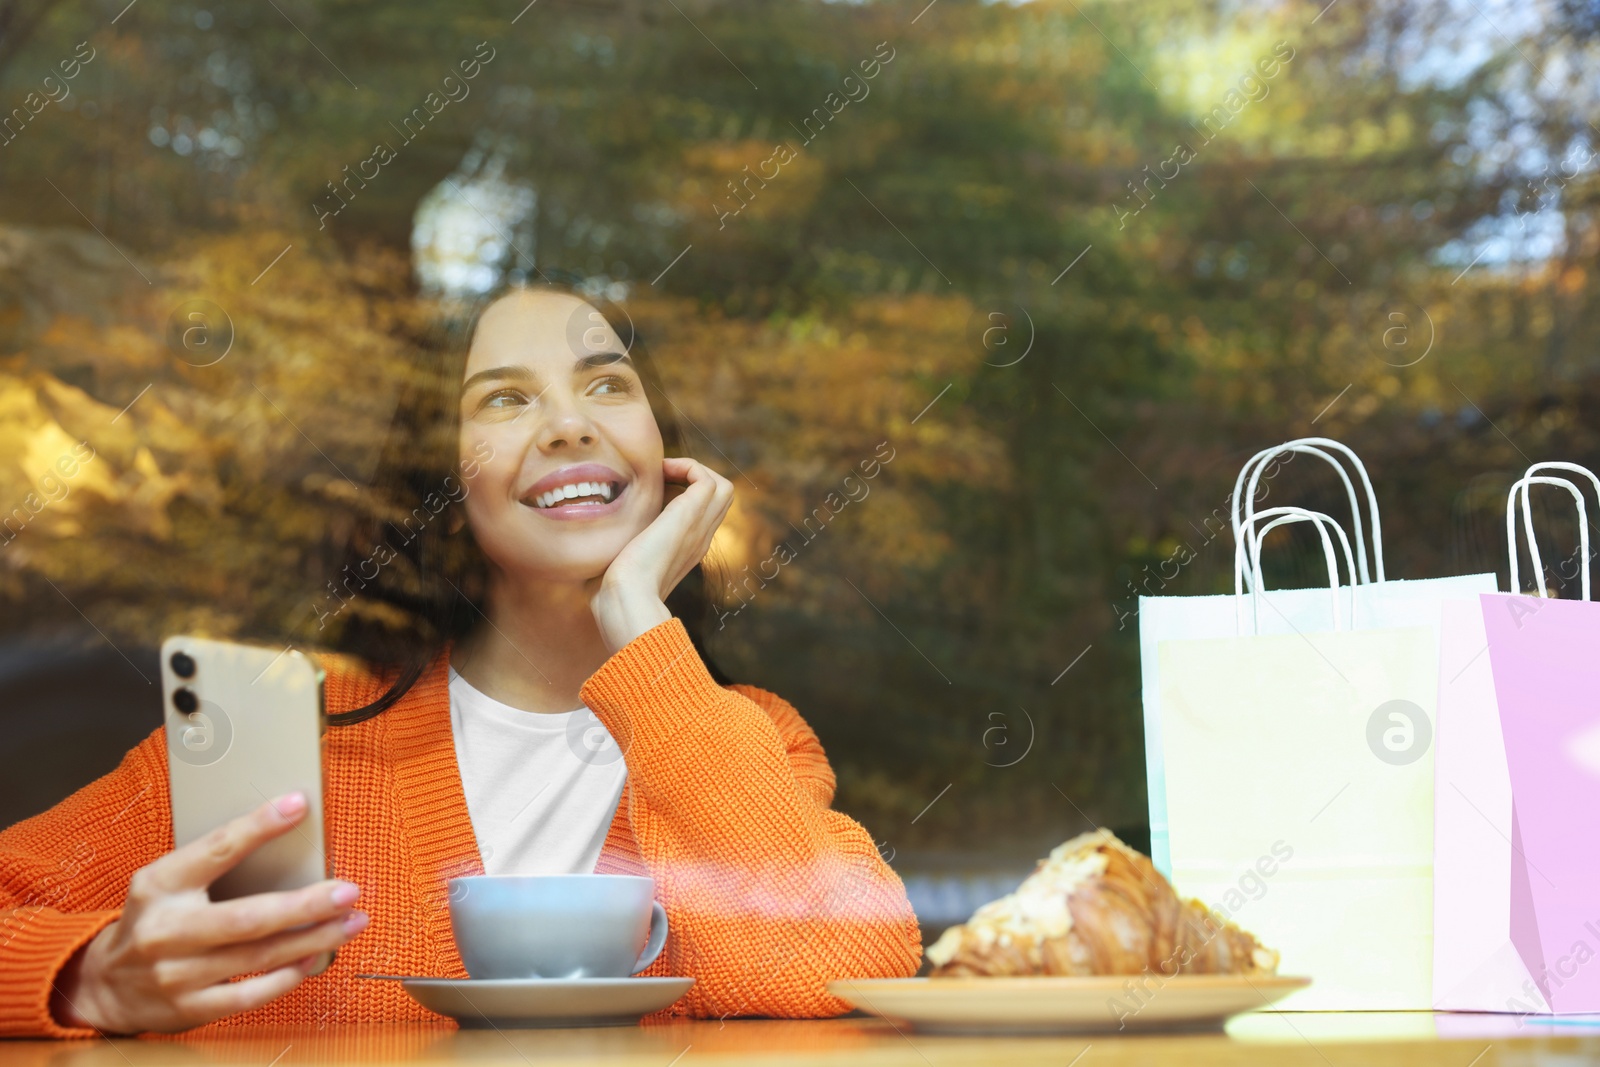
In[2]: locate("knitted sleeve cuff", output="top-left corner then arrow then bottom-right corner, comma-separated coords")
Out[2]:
579,616 -> 751,755
0,907 -> 121,1038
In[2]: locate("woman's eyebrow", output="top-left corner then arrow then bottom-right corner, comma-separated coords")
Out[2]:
576,351 -> 632,370
462,365 -> 536,392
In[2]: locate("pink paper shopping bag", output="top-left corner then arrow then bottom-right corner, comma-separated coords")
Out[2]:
1484,588 -> 1600,1012
1433,467 -> 1595,1012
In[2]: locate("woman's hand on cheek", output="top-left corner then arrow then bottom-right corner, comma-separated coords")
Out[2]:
591,457 -> 733,654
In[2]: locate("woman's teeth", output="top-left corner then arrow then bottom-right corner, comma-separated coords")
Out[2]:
533,481 -> 617,509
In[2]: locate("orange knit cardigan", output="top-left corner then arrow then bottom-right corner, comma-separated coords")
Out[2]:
0,617 -> 923,1037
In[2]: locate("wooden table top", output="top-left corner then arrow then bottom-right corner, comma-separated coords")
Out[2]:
4,1012 -> 1600,1066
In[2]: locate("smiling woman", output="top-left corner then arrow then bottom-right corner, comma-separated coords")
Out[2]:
0,278 -> 924,1038
325,280 -> 733,721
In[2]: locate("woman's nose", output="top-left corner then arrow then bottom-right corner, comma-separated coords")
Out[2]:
534,397 -> 598,451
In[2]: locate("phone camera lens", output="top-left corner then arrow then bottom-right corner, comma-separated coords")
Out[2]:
173,687 -> 199,715
170,651 -> 196,678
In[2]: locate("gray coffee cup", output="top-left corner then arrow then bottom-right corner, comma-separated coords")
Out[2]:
447,874 -> 669,980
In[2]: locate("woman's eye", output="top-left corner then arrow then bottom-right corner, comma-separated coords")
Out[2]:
482,389 -> 527,410
590,375 -> 632,397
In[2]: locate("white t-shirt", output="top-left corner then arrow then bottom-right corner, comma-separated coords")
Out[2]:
447,665 -> 629,877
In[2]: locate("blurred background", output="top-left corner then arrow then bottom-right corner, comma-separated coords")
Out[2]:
2,0 -> 1599,940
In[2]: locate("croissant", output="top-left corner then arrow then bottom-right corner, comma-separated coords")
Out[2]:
925,829 -> 1279,978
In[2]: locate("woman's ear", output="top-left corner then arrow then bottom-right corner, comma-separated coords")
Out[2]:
446,506 -> 467,536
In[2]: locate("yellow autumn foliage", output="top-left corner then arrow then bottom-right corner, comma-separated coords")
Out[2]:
2,226 -> 1003,647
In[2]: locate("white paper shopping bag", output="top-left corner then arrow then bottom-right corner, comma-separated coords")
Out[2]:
1160,512 -> 1439,1010
1142,437 -> 1498,874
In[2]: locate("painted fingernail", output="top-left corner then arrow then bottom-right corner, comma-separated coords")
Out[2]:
330,882 -> 360,907
272,792 -> 307,819
343,910 -> 369,935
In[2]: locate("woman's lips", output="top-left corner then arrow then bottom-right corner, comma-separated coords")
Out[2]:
521,481 -> 628,521
519,461 -> 629,518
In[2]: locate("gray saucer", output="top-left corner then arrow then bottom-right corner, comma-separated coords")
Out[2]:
398,976 -> 695,1028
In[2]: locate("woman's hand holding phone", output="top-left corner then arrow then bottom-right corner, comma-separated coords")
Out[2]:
51,792 -> 367,1035
591,456 -> 734,654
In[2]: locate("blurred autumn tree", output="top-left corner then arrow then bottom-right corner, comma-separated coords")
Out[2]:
3,0 -> 1599,862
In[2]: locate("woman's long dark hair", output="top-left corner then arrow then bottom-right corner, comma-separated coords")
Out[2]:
324,274 -> 731,726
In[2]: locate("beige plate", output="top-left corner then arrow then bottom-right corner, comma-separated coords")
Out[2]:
828,975 -> 1312,1034
400,976 -> 694,1029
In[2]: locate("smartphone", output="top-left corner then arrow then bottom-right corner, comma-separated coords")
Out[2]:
161,637 -> 332,970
